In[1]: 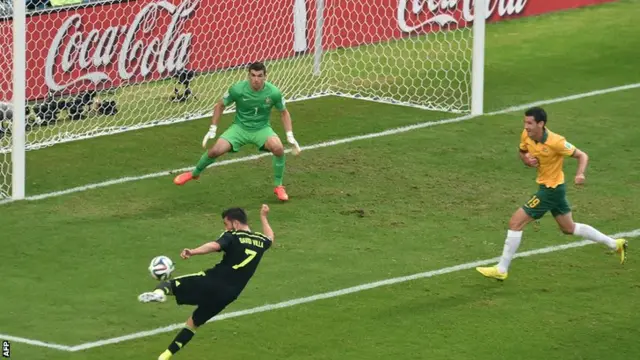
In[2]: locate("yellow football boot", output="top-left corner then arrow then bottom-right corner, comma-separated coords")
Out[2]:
615,238 -> 628,264
476,266 -> 508,281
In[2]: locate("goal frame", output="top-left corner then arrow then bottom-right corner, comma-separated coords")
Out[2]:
8,0 -> 486,200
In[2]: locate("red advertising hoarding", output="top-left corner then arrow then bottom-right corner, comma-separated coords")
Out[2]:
0,0 -> 618,101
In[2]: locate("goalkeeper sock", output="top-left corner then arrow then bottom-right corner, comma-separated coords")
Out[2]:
273,155 -> 286,186
192,152 -> 216,177
574,223 -> 617,249
497,230 -> 523,273
167,326 -> 196,355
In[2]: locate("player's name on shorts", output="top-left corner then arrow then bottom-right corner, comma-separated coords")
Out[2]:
239,237 -> 266,248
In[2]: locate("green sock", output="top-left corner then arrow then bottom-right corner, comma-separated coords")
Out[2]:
273,155 -> 285,186
192,152 -> 216,177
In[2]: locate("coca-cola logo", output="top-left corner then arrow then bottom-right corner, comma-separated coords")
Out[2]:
45,0 -> 199,92
398,0 -> 528,32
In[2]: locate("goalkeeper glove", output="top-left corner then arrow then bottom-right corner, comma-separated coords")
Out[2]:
286,131 -> 301,155
202,125 -> 217,148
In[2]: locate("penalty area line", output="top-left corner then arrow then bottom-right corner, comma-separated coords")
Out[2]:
0,82 -> 638,205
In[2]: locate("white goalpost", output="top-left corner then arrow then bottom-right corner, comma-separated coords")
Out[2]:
2,0 -> 486,200
11,0 -> 26,200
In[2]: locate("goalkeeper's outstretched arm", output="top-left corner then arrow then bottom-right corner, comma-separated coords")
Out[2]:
280,109 -> 301,154
280,109 -> 292,133
202,100 -> 225,148
211,100 -> 225,127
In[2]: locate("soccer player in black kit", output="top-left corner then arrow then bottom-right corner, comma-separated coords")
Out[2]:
138,204 -> 275,360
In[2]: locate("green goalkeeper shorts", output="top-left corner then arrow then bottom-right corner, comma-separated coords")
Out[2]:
219,124 -> 278,152
522,183 -> 572,220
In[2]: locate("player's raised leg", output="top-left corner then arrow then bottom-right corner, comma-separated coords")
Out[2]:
263,134 -> 289,201
554,212 -> 628,264
138,280 -> 173,303
174,138 -> 233,185
477,207 -> 535,280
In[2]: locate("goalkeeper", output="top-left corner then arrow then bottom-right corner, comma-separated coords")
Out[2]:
174,62 -> 301,201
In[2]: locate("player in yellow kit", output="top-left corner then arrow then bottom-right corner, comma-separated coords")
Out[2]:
476,107 -> 628,281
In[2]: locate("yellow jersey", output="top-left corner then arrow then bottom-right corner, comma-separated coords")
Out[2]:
519,128 -> 576,188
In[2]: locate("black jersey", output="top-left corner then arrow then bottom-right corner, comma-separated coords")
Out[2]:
205,230 -> 272,293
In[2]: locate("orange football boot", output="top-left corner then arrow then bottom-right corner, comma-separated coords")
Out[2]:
274,185 -> 289,201
173,171 -> 199,185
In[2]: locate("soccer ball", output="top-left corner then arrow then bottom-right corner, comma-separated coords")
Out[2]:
148,255 -> 175,281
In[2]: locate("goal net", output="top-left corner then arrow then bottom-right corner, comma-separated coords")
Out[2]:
0,0 -> 478,199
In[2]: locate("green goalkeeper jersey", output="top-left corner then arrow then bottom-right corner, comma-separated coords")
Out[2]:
222,80 -> 286,130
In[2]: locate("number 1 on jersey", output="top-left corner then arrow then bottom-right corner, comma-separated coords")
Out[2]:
232,249 -> 257,269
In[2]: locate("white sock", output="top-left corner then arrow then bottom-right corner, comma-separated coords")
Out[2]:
497,230 -> 523,273
574,223 -> 616,249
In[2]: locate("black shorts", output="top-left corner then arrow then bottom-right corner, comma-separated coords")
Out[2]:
169,271 -> 238,327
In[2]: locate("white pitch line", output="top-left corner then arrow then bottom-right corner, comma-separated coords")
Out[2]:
487,82 -> 640,116
64,228 -> 639,352
0,81 -> 638,206
0,334 -> 70,351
